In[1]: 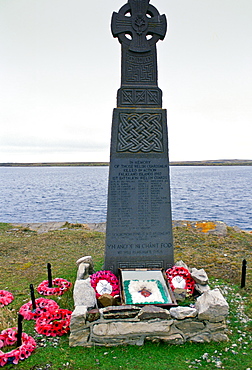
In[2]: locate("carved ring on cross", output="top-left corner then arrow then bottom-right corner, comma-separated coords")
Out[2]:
111,0 -> 167,53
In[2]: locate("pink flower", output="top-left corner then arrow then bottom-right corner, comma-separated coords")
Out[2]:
0,290 -> 14,307
19,298 -> 59,320
0,327 -> 36,366
37,278 -> 72,296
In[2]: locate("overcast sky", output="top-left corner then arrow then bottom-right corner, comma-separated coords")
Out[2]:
1,0 -> 251,163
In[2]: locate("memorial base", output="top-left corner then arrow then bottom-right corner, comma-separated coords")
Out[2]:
69,257 -> 229,347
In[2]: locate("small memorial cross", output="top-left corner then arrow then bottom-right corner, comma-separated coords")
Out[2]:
104,0 -> 174,275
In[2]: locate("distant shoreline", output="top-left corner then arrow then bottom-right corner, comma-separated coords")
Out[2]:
1,159 -> 252,167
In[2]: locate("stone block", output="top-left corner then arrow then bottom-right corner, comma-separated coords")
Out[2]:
102,305 -> 140,319
147,333 -> 185,345
138,305 -> 171,320
189,332 -> 211,343
69,328 -> 90,347
195,283 -> 210,295
92,320 -> 174,337
170,306 -> 197,320
191,268 -> 209,285
195,288 -> 229,322
211,332 -> 229,342
73,278 -> 96,308
174,320 -> 205,338
70,306 -> 88,332
205,321 -> 227,333
87,309 -> 100,322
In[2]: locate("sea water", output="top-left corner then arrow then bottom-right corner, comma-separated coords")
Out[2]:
0,166 -> 251,231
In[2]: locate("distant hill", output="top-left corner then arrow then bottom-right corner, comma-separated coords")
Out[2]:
0,159 -> 251,167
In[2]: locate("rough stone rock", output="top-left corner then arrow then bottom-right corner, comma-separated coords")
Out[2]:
76,256 -> 94,274
174,260 -> 189,270
174,319 -> 205,337
92,320 -> 174,336
195,283 -> 210,295
138,305 -> 171,320
69,327 -> 90,347
191,268 -> 209,285
205,321 -> 227,332
73,278 -> 96,308
87,309 -> 100,322
70,306 -> 88,332
170,306 -> 198,320
147,333 -> 185,345
102,305 -> 140,319
195,288 -> 229,322
77,263 -> 90,280
211,332 -> 229,342
189,332 -> 211,343
98,294 -> 117,308
173,288 -> 187,302
90,335 -> 145,346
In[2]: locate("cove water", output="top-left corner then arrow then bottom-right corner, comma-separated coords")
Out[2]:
0,166 -> 251,231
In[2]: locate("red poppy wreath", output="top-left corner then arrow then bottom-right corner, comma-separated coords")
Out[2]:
35,308 -> 72,337
90,270 -> 120,298
19,298 -> 59,320
166,266 -> 195,294
0,290 -> 14,308
37,278 -> 72,296
0,328 -> 36,367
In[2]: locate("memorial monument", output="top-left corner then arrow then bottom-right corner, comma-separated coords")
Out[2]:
104,0 -> 174,275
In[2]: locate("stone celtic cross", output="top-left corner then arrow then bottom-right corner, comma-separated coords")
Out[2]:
111,0 -> 167,107
104,0 -> 174,275
111,0 -> 167,53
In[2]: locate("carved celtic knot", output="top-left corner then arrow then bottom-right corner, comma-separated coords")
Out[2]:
117,113 -> 163,152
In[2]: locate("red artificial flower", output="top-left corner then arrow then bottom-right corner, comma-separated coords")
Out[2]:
90,270 -> 120,298
36,278 -> 72,296
35,308 -> 72,337
19,298 -> 59,320
0,290 -> 14,308
0,327 -> 36,367
166,266 -> 195,294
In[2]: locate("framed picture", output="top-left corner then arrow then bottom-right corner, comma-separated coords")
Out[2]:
119,269 -> 177,307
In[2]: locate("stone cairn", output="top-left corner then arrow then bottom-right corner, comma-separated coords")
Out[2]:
69,256 -> 229,347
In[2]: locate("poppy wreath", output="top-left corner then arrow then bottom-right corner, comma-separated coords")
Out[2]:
36,278 -> 72,296
0,290 -> 14,308
0,328 -> 36,367
166,266 -> 195,294
35,308 -> 72,337
19,298 -> 59,320
90,270 -> 120,298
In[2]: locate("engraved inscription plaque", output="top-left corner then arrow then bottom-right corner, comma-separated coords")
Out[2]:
105,0 -> 174,275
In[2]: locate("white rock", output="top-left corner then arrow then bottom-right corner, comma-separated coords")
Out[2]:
73,278 -> 96,308
170,306 -> 198,320
174,260 -> 189,270
76,255 -> 93,266
191,268 -> 209,285
195,288 -> 229,322
195,283 -> 210,294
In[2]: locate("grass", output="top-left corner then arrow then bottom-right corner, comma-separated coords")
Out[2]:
0,222 -> 251,369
